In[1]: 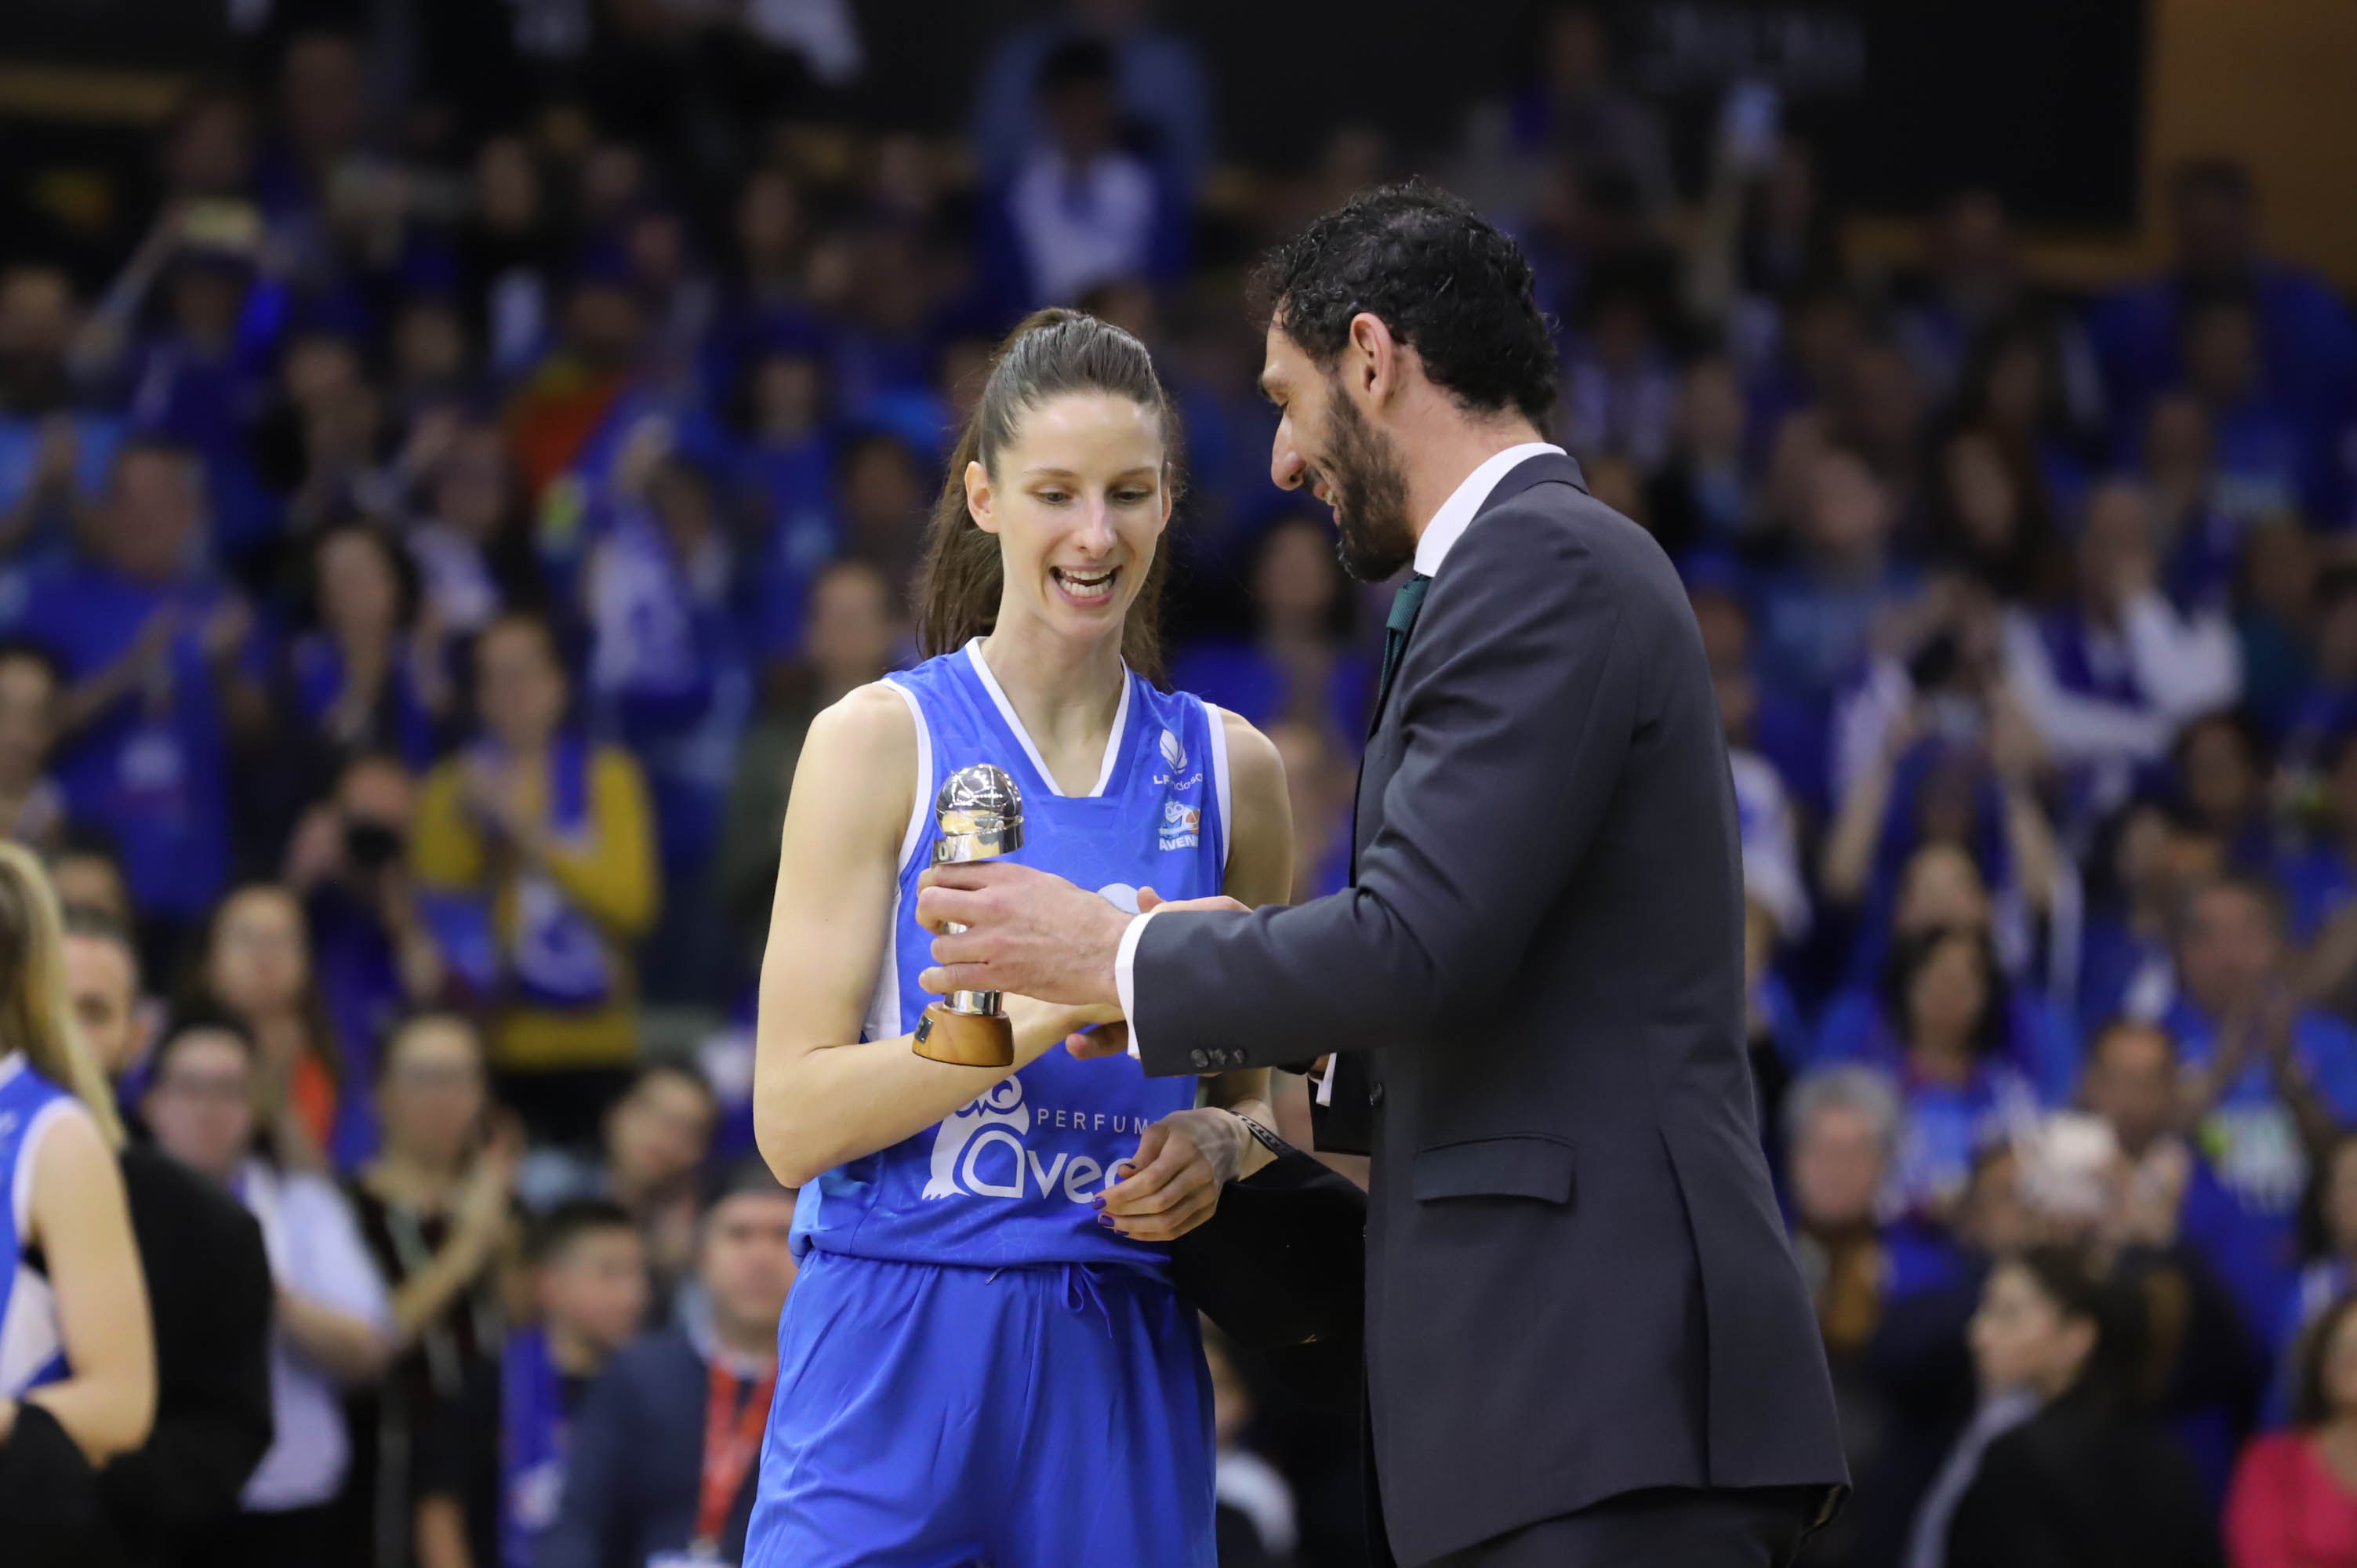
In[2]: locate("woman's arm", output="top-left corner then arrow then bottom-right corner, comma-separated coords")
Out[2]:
1102,711 -> 1295,1241
272,1178 -> 394,1386
1819,715 -> 1907,907
383,1144 -> 514,1346
1991,699 -> 2062,920
754,684 -> 1114,1189
22,1110 -> 155,1465
413,1494 -> 474,1568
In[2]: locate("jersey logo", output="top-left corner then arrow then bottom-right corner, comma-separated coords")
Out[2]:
919,1071 -> 1142,1206
924,1078 -> 1029,1199
1159,798 -> 1200,851
1160,728 -> 1188,773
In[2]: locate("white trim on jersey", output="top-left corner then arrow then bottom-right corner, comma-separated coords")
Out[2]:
863,678 -> 935,1045
961,639 -> 1133,798
1200,696 -> 1233,876
10,1097 -> 81,1241
877,677 -> 934,874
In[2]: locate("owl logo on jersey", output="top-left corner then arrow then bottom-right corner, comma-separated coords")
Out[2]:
923,1078 -> 1031,1200
1158,797 -> 1200,851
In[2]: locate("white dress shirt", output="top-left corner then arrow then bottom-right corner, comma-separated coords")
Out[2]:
238,1160 -> 393,1512
1115,441 -> 1567,1068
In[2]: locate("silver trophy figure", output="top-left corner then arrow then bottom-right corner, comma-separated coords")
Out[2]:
913,764 -> 1026,1065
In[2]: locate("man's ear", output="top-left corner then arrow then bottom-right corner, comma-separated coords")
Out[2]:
1346,311 -> 1401,409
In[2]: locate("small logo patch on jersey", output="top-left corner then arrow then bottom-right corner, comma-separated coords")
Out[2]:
1158,799 -> 1201,851
1160,728 -> 1187,772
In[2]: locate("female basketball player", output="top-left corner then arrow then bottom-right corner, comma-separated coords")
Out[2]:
745,310 -> 1293,1568
0,842 -> 154,1468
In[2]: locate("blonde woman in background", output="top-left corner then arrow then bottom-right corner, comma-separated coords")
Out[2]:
0,840 -> 157,1470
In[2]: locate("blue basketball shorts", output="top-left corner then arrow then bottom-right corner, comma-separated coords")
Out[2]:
742,1249 -> 1215,1568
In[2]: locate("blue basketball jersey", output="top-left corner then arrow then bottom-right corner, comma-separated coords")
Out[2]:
0,1053 -> 78,1396
792,638 -> 1233,1275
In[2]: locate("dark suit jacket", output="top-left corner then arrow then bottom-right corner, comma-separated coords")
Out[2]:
1945,1395 -> 2223,1568
103,1146 -> 275,1568
1133,452 -> 1847,1564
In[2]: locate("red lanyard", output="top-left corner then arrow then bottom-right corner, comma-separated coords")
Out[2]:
695,1361 -> 776,1549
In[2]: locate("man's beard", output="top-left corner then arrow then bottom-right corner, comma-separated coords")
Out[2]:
1317,391 -> 1416,583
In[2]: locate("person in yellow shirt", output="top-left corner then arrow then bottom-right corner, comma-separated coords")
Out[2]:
413,612 -> 658,1143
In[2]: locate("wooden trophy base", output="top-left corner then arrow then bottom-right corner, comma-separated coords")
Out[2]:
913,1003 -> 1015,1067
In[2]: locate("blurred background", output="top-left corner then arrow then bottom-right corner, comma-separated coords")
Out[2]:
6,1 -> 2357,1565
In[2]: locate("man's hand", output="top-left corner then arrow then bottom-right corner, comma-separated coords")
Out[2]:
915,862 -> 1131,1007
1060,884 -> 1252,1060
1095,1109 -> 1247,1242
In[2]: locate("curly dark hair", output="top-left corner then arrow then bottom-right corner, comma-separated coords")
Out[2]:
1250,182 -> 1558,426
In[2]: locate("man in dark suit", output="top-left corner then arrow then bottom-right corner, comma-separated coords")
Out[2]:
61,908 -> 274,1568
916,183 -> 1845,1567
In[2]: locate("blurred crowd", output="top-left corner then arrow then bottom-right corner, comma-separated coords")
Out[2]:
10,0 -> 2357,1564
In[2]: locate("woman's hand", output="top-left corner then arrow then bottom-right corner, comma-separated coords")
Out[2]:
455,1121 -> 521,1251
1096,1107 -> 1249,1243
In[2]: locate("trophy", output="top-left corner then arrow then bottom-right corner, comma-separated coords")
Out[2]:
913,764 -> 1026,1067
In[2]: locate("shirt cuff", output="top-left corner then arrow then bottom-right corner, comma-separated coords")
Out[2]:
1113,909 -> 1159,1060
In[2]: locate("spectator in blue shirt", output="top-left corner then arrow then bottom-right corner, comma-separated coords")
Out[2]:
734,343 -> 840,678
2164,874 -> 2357,1339
2003,478 -> 2243,835
583,456 -> 749,1001
2143,392 -> 2249,615
1858,926 -> 2046,1223
406,419 -> 545,650
982,37 -> 1187,311
2235,517 -> 2319,743
20,438 -> 263,942
0,267 -> 122,564
288,520 -> 447,778
1753,441 -> 1919,707
2076,796 -> 2221,1035
969,0 -> 1215,197
1644,354 -> 1756,562
2277,568 -> 2357,780
2174,285 -> 2319,528
2089,158 -> 2357,449
2172,709 -> 2278,873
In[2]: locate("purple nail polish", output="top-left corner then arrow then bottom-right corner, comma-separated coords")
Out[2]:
1096,1214 -> 1116,1228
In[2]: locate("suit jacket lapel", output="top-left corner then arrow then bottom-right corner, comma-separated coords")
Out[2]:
1347,452 -> 1589,875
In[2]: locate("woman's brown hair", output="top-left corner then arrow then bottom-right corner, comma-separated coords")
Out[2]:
914,307 -> 1182,682
0,842 -> 123,1145
2295,1289 -> 2357,1426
